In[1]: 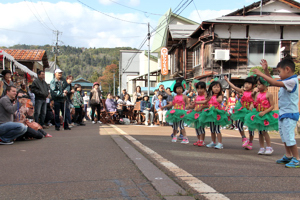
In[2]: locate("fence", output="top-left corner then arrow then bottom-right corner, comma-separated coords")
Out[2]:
268,86 -> 300,111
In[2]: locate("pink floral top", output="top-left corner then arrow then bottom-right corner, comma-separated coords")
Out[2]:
254,92 -> 270,112
194,95 -> 206,110
173,94 -> 185,110
208,95 -> 222,110
241,91 -> 254,110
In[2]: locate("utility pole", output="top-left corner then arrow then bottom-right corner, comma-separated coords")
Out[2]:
113,72 -> 115,96
147,22 -> 150,96
52,30 -> 61,77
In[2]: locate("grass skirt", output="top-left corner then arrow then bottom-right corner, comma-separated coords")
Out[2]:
184,110 -> 203,129
198,106 -> 231,128
244,109 -> 279,131
166,109 -> 187,123
230,101 -> 251,123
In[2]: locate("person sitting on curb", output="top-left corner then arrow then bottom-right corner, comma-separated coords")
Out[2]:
0,86 -> 27,145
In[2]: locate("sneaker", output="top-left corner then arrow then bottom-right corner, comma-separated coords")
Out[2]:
69,125 -> 73,128
0,141 -> 14,145
92,121 -> 96,124
214,143 -> 223,149
193,140 -> 200,146
245,142 -> 253,150
264,147 -> 274,155
145,122 -> 148,126
150,124 -> 154,127
234,128 -> 239,130
258,148 -> 265,155
206,142 -> 216,148
97,121 -> 102,124
276,155 -> 293,164
242,138 -> 249,147
172,136 -> 177,142
45,134 -> 52,138
198,141 -> 206,147
285,158 -> 300,168
181,138 -> 189,144
178,134 -> 183,140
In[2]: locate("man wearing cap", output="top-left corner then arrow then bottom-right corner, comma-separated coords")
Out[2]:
50,69 -> 71,131
31,70 -> 49,128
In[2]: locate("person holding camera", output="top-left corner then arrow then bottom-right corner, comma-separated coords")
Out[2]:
0,86 -> 27,144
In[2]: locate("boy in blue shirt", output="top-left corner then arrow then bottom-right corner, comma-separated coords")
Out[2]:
253,59 -> 299,168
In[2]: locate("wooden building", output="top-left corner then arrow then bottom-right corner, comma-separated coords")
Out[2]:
189,0 -> 300,82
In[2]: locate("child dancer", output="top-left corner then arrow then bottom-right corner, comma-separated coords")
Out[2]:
253,59 -> 299,168
163,82 -> 190,144
185,82 -> 207,147
227,91 -> 237,129
244,76 -> 278,155
225,76 -> 256,150
199,81 -> 230,149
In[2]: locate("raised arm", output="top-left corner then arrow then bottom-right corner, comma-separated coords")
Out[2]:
224,76 -> 243,94
260,59 -> 272,78
252,69 -> 285,87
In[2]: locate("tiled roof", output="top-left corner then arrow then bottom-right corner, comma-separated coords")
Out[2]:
5,49 -> 49,68
4,49 -> 46,61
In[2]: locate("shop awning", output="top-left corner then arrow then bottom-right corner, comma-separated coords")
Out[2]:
14,61 -> 37,78
0,50 -> 37,78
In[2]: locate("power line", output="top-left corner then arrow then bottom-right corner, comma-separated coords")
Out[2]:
122,0 -> 194,73
150,0 -> 194,37
76,0 -> 147,25
107,0 -> 163,16
192,0 -> 202,22
41,1 -> 58,30
0,27 -> 144,40
122,35 -> 148,73
24,0 -> 53,32
0,27 -> 51,36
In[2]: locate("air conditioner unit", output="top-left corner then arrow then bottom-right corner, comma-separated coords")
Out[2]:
214,49 -> 230,61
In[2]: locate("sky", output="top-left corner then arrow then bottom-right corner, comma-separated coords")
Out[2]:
0,0 -> 295,49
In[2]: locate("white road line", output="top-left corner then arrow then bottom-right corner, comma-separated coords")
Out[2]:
222,133 -> 300,149
110,124 -> 230,200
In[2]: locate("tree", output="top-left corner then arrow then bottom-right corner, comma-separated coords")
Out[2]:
98,63 -> 119,94
88,71 -> 100,83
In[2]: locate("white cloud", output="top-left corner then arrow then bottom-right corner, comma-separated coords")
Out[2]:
0,1 -> 155,48
189,9 -> 236,23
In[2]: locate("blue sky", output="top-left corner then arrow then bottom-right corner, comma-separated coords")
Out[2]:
0,0 -> 298,48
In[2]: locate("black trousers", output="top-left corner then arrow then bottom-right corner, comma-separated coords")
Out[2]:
74,107 -> 83,124
91,104 -> 101,121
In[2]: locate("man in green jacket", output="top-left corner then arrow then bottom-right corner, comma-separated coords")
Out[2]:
31,70 -> 49,128
50,69 -> 71,131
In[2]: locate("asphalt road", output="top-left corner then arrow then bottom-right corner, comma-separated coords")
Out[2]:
1,122 -> 300,200
114,125 -> 300,200
0,123 -> 161,200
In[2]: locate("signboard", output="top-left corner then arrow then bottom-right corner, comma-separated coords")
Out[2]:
161,47 -> 168,76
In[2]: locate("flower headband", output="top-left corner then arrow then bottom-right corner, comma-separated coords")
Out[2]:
248,72 -> 270,86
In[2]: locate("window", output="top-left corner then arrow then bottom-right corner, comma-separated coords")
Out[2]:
193,44 -> 201,68
248,41 -> 280,67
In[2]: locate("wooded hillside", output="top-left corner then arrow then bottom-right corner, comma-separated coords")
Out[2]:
2,44 -> 133,82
